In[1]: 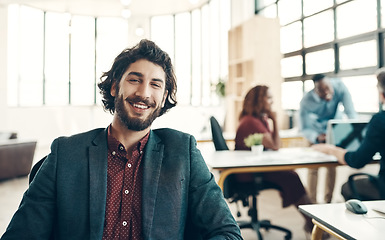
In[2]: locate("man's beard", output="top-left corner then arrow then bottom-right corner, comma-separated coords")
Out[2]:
114,95 -> 162,131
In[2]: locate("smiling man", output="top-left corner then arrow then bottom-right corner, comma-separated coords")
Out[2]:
1,40 -> 242,240
299,74 -> 358,204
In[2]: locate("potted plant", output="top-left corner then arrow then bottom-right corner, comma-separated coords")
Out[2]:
244,133 -> 264,154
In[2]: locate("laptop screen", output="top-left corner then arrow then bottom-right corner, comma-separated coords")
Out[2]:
326,119 -> 370,151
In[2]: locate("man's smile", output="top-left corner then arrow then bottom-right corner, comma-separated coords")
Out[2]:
131,102 -> 150,110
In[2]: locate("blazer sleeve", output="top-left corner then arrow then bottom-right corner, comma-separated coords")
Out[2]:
1,139 -> 59,240
187,136 -> 243,240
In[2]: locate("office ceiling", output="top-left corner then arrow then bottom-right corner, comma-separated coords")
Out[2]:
0,0 -> 207,17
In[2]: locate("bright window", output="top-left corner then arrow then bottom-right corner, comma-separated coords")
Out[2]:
305,49 -> 334,75
259,5 -> 277,18
281,81 -> 304,110
281,56 -> 303,78
175,12 -> 192,105
381,0 -> 385,28
70,16 -> 96,105
280,22 -> 302,53
303,10 -> 334,47
342,75 -> 379,113
303,0 -> 333,16
339,40 -> 377,70
95,17 -> 129,105
336,0 -> 377,39
151,15 -> 175,63
278,0 -> 302,25
8,5 -> 44,106
191,9 -> 202,106
201,5 -> 211,106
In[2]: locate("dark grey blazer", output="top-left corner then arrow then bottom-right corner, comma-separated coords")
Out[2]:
1,128 -> 242,240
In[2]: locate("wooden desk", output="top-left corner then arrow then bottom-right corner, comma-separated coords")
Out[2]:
204,147 -> 338,189
299,200 -> 385,240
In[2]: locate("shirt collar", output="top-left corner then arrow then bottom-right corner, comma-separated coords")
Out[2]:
107,125 -> 150,153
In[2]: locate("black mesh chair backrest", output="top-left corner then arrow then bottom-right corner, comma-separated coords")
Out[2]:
210,116 -> 229,151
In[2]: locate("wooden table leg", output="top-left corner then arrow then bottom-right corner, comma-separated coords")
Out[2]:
311,219 -> 348,240
311,224 -> 324,240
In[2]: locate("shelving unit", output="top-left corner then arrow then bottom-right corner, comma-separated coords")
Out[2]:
225,15 -> 284,133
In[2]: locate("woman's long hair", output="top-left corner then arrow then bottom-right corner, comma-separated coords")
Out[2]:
239,85 -> 268,120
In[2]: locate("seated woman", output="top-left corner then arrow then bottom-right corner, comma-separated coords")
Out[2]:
313,69 -> 385,201
234,85 -> 314,232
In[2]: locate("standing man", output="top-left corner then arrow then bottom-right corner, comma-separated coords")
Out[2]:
299,74 -> 357,203
1,39 -> 242,240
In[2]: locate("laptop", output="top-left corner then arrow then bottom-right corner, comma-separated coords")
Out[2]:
326,119 -> 370,151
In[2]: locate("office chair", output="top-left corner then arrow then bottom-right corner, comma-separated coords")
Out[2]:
347,172 -> 381,201
209,116 -> 229,151
209,116 -> 292,240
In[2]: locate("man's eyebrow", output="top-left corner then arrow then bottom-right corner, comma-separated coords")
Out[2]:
127,71 -> 143,77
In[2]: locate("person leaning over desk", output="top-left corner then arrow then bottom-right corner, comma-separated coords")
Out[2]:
234,85 -> 315,233
299,74 -> 358,203
1,39 -> 242,240
313,68 -> 385,201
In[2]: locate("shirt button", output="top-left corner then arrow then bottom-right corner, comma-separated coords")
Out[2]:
119,146 -> 124,151
122,221 -> 127,226
127,163 -> 132,168
124,189 -> 129,194
140,150 -> 143,155
112,151 -> 116,155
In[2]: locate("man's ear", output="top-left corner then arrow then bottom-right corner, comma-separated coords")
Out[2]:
110,82 -> 117,97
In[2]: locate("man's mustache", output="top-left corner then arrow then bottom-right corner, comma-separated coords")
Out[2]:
125,96 -> 156,108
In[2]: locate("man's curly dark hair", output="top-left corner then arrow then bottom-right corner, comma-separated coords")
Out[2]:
98,39 -> 177,116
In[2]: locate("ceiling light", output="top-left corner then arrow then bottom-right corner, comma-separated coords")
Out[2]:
121,8 -> 131,18
135,27 -> 144,36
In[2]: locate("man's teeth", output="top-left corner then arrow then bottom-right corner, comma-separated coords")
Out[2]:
133,103 -> 149,109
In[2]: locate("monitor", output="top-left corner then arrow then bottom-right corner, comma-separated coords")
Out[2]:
326,119 -> 370,151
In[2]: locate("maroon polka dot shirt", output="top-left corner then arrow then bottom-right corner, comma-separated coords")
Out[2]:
102,128 -> 149,240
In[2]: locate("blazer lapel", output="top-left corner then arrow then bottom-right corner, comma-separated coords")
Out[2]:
89,128 -> 109,239
141,130 -> 164,239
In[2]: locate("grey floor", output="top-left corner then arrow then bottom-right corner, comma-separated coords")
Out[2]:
0,148 -> 379,239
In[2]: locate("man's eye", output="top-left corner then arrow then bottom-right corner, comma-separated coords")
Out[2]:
129,79 -> 139,83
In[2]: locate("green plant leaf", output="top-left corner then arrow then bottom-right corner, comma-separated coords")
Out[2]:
244,133 -> 264,147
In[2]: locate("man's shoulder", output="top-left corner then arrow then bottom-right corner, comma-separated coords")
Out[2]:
56,128 -> 106,143
300,90 -> 315,105
153,128 -> 191,138
330,78 -> 346,88
152,128 -> 193,144
371,111 -> 385,122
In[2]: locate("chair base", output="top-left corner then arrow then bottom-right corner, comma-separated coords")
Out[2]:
238,219 -> 292,240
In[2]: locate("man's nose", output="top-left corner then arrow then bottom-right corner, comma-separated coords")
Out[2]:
135,83 -> 151,98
